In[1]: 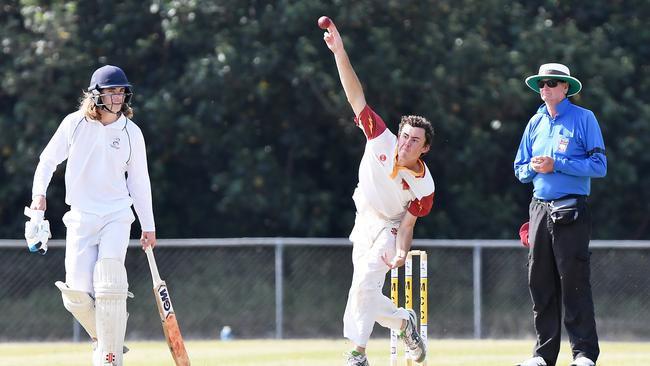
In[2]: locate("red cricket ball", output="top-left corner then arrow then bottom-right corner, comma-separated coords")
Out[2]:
519,222 -> 530,248
318,16 -> 332,30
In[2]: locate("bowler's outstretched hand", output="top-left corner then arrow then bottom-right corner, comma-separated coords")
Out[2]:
323,20 -> 343,54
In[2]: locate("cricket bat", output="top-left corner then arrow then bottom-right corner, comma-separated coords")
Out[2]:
145,247 -> 191,366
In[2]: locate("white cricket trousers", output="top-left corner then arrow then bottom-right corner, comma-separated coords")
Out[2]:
63,207 -> 135,294
343,215 -> 409,347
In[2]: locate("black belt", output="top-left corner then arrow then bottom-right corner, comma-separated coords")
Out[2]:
533,194 -> 587,203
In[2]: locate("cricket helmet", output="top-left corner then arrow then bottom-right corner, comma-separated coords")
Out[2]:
88,65 -> 133,105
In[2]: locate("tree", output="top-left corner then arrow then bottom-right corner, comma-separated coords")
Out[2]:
1,0 -> 649,240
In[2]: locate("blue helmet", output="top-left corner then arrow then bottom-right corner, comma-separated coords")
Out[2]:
88,65 -> 133,106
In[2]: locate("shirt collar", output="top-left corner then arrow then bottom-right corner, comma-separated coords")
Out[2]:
538,98 -> 571,118
96,115 -> 127,129
389,147 -> 426,179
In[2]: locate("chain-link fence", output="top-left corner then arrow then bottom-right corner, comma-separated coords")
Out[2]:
0,239 -> 648,342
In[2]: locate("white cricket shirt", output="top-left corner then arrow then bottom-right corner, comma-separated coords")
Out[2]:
32,111 -> 155,231
353,105 -> 435,222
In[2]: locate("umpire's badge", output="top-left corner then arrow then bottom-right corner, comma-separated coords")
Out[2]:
110,137 -> 120,149
558,137 -> 569,153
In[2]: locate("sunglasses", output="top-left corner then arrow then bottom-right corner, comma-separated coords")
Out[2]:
537,79 -> 564,88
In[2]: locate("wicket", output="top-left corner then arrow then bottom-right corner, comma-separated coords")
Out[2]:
390,250 -> 428,366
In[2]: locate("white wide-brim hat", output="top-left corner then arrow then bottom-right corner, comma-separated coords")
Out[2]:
525,63 -> 582,97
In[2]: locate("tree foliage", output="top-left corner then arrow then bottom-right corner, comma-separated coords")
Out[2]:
1,0 -> 649,239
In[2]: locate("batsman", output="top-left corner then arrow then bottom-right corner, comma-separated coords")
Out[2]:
28,65 -> 156,366
322,18 -> 434,366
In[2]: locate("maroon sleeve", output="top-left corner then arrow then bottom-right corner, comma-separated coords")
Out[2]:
354,105 -> 387,140
407,193 -> 434,217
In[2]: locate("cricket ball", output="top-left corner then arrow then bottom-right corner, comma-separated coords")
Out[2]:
318,16 -> 332,29
519,222 -> 530,248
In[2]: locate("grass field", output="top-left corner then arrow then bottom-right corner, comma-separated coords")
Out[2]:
1,338 -> 649,365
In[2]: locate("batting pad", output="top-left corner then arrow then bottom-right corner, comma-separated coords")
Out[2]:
56,281 -> 97,339
93,259 -> 128,366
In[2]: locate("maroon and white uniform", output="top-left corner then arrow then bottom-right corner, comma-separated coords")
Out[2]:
343,106 -> 434,347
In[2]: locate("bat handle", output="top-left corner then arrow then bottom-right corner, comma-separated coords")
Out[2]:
145,246 -> 163,286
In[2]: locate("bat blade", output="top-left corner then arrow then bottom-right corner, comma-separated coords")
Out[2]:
154,281 -> 191,366
146,247 -> 191,365
162,313 -> 190,364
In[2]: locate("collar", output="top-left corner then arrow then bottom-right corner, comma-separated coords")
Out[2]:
538,98 -> 571,118
96,115 -> 128,130
389,147 -> 426,179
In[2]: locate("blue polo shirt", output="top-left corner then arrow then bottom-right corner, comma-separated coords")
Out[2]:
514,98 -> 607,200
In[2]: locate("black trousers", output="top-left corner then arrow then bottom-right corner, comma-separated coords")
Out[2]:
528,196 -> 599,366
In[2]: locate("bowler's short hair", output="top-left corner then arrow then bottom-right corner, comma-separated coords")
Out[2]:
398,115 -> 434,152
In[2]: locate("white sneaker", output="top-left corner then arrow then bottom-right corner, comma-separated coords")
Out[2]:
570,357 -> 595,366
401,309 -> 426,363
345,351 -> 369,366
516,356 -> 547,366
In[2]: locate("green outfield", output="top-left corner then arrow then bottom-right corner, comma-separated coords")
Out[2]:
1,338 -> 649,365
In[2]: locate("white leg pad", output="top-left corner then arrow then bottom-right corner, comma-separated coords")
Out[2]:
55,281 -> 97,339
93,259 -> 128,366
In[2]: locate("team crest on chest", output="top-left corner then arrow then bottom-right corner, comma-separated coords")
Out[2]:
110,137 -> 120,149
379,154 -> 387,163
401,179 -> 410,190
558,137 -> 569,153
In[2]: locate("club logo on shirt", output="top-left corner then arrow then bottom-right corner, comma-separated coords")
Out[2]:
558,137 -> 569,153
391,228 -> 398,236
401,179 -> 410,190
379,154 -> 387,163
105,353 -> 115,363
110,137 -> 120,149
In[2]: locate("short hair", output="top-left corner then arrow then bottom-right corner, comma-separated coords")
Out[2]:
79,92 -> 133,120
398,115 -> 434,153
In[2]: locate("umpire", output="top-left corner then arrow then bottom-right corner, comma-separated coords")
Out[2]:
514,63 -> 607,366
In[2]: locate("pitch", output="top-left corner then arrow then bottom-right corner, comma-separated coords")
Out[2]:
1,339 -> 649,365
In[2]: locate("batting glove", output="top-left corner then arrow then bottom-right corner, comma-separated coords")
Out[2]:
24,207 -> 51,255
